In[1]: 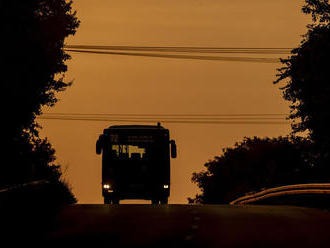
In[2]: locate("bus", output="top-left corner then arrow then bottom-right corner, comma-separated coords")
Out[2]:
96,123 -> 177,204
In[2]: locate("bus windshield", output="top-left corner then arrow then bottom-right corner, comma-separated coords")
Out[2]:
111,144 -> 147,160
109,134 -> 155,160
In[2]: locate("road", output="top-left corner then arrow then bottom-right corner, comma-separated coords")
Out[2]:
44,204 -> 330,247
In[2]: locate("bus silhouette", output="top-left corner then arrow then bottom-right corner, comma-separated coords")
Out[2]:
96,123 -> 177,204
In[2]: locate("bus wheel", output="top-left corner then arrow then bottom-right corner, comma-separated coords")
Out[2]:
104,197 -> 112,204
112,198 -> 120,204
160,198 -> 168,204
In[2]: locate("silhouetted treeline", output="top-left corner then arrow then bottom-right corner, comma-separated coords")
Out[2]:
190,0 -> 330,204
274,0 -> 330,176
0,1 -> 79,204
189,136 -> 314,204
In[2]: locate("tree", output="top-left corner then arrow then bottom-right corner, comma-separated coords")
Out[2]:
274,0 -> 330,177
189,137 -> 311,204
0,1 -> 79,203
190,0 -> 330,204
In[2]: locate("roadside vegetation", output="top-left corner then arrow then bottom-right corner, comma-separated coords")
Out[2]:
1,0 -> 79,205
190,0 -> 330,204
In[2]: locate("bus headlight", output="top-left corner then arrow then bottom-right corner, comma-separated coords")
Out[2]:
103,184 -> 114,193
163,185 -> 169,189
103,184 -> 111,189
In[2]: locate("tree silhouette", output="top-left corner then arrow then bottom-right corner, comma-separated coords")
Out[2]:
189,137 -> 312,204
274,0 -> 330,178
1,1 -> 79,203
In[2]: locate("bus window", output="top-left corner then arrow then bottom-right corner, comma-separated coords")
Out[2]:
112,144 -> 146,159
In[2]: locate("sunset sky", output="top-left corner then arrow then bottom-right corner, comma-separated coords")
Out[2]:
39,0 -> 310,204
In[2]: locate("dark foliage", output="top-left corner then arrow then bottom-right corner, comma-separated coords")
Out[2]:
302,0 -> 330,23
0,1 -> 79,204
190,1 -> 330,205
189,137 -> 312,204
274,0 -> 330,175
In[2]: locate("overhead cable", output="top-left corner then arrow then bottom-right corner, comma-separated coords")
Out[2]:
65,45 -> 291,54
38,115 -> 288,125
65,49 -> 280,63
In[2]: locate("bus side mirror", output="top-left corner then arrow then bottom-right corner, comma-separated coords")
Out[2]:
96,134 -> 105,155
170,140 -> 177,158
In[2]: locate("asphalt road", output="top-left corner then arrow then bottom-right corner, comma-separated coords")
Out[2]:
44,204 -> 330,248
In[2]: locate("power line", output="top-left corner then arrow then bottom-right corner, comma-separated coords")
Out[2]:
44,112 -> 287,117
65,45 -> 291,54
64,44 -> 292,63
65,49 -> 280,63
38,114 -> 289,125
42,113 -> 287,121
38,117 -> 288,125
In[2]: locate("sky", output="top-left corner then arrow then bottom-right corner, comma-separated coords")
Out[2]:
39,0 -> 310,204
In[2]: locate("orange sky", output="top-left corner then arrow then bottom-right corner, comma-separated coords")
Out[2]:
39,0 -> 310,204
